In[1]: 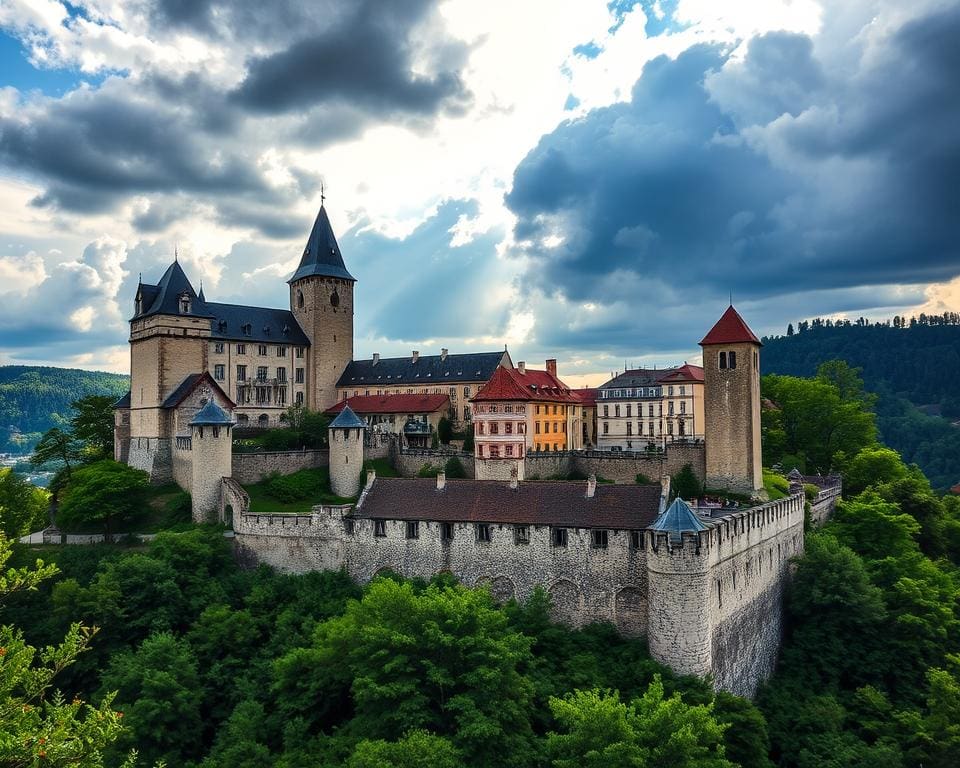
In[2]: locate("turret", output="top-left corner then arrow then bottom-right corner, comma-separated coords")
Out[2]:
699,305 -> 763,494
189,400 -> 234,523
289,205 -> 355,412
328,405 -> 366,498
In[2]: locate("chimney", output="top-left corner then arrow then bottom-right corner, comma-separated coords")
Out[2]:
436,471 -> 446,491
586,473 -> 597,498
546,358 -> 558,377
412,350 -> 420,363
372,353 -> 380,365
365,468 -> 376,489
510,465 -> 519,490
659,475 -> 671,512
518,361 -> 526,374
441,348 -> 448,361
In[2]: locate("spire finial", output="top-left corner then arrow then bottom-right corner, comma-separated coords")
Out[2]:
320,181 -> 325,207
175,244 -> 179,263
729,289 -> 733,306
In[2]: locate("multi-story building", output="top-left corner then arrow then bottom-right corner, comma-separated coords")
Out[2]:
326,393 -> 451,447
573,387 -> 598,447
335,349 -> 511,429
470,360 -> 584,479
596,364 -> 704,451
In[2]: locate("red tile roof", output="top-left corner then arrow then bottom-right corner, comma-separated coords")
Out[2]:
356,477 -> 663,528
326,393 -> 450,415
699,305 -> 761,346
471,365 -> 581,403
951,483 -> 960,496
656,364 -> 704,383
573,387 -> 598,406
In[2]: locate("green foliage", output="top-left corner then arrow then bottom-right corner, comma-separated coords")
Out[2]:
462,424 -> 474,452
31,427 -> 82,473
235,406 -> 330,453
763,470 -> 789,500
843,446 -> 909,497
58,460 -> 150,537
437,417 -> 453,445
547,680 -> 734,768
69,395 -> 116,461
803,483 -> 819,502
671,464 -> 702,500
444,456 -> 467,478
635,473 -> 653,485
417,463 -> 440,478
0,467 -> 49,537
346,730 -> 461,768
264,469 -> 330,502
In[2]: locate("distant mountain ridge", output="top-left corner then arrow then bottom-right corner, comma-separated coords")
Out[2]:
0,365 -> 129,452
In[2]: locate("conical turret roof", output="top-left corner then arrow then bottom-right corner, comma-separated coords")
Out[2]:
138,260 -> 213,319
699,305 -> 761,346
288,206 -> 355,283
649,497 -> 709,541
190,400 -> 234,426
329,404 -> 366,429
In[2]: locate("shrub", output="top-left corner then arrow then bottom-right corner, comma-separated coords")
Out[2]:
260,429 -> 303,451
636,473 -> 654,485
462,424 -> 475,452
438,417 -> 453,445
265,469 -> 329,502
444,456 -> 467,479
803,483 -> 820,502
417,463 -> 440,478
672,463 -> 702,500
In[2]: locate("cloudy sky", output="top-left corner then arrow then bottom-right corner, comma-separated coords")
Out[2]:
1,0 -> 957,385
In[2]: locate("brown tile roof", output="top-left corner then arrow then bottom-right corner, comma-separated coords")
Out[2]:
656,364 -> 704,383
326,393 -> 450,415
573,387 -> 598,406
355,477 -> 663,528
471,365 -> 580,404
699,305 -> 761,346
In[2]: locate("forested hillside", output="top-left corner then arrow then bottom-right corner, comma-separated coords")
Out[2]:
0,366 -> 129,452
762,314 -> 960,489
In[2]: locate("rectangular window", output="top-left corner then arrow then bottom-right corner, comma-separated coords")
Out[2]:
648,404 -> 654,417
257,366 -> 269,380
553,405 -> 558,415
649,421 -> 655,435
374,520 -> 386,537
626,421 -> 632,436
668,401 -> 674,415
490,445 -> 500,458
615,404 -> 620,418
630,530 -> 643,549
505,422 -> 513,434
236,344 -> 246,355
295,346 -> 304,358
477,422 -> 485,435
669,386 -> 674,396
295,391 -> 304,405
626,404 -> 631,417
514,525 -> 529,545
667,421 -> 674,435
553,422 -> 558,433
680,401 -> 686,414
463,405 -> 470,420
638,422 -> 643,435
441,522 -> 454,541
258,344 -> 268,356
680,385 -> 686,395
214,364 -> 225,381
535,422 -> 540,434
505,444 -> 513,456
591,529 -> 608,549
344,519 -> 355,535
214,342 -> 224,353
491,422 -> 499,434
295,367 -> 305,384
277,388 -> 286,406
277,346 -> 287,357
405,521 -> 419,539
463,386 -> 470,396
476,523 -> 491,542
552,527 -> 568,547
603,422 -> 609,434
236,364 -> 247,381
277,368 -> 287,383
729,350 -> 737,369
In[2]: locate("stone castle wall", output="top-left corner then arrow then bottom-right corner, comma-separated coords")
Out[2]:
392,448 -> 477,479
525,443 -> 705,484
171,438 -> 193,491
809,485 -> 841,526
128,437 -> 172,484
231,449 -> 330,484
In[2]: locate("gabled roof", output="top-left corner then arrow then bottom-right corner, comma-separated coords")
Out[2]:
656,364 -> 704,383
205,302 -> 310,346
355,478 -> 663,528
699,305 -> 761,346
472,365 -> 581,403
649,497 -> 709,541
600,368 -> 675,390
113,390 -> 131,409
573,387 -> 598,406
329,405 -> 366,429
137,261 -> 213,320
161,372 -> 235,409
190,399 -> 233,426
337,351 -> 508,388
327,394 -> 450,415
288,206 -> 355,283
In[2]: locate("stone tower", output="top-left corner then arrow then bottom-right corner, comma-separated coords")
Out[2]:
189,400 -> 234,523
128,261 -> 211,482
289,206 -> 355,413
699,305 -> 763,494
328,405 -> 366,498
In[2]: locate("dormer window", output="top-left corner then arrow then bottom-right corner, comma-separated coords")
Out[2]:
242,323 -> 252,336
178,292 -> 191,314
135,294 -> 142,315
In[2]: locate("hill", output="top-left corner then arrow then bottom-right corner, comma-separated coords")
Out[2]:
0,366 -> 129,453
762,313 -> 960,490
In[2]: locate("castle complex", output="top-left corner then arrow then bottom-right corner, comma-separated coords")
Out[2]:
115,204 -> 839,697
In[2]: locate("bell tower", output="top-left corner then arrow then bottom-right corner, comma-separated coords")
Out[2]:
699,305 -> 763,495
289,205 -> 355,412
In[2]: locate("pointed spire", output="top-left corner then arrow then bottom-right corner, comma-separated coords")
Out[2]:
700,305 -> 761,346
288,202 -> 355,284
198,280 -> 206,303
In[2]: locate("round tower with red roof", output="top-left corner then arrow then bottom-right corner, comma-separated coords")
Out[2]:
699,305 -> 763,495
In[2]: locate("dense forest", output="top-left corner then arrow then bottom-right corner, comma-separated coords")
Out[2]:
762,314 -> 960,490
3,364 -> 960,766
0,366 -> 129,453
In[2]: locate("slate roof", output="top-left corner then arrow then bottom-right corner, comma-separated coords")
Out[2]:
329,405 -> 366,429
161,372 -> 235,409
205,302 -> 310,346
113,390 -> 131,409
700,305 -> 761,346
137,261 -> 213,320
337,351 -> 508,388
288,206 -> 355,283
471,365 -> 581,403
190,400 -> 233,426
327,394 -> 450,415
649,497 -> 709,541
355,478 -> 664,528
600,368 -> 676,390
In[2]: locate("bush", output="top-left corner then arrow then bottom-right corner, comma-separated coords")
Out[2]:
438,417 -> 453,445
803,483 -> 820,502
417,463 -> 440,478
264,469 -> 329,502
763,470 -> 790,500
671,463 -> 702,500
462,424 -> 475,452
636,473 -> 654,485
260,429 -> 304,451
444,456 -> 467,479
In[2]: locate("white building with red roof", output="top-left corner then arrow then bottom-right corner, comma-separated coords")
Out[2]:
326,393 -> 451,448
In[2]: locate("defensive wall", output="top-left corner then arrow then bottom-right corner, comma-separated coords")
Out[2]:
525,443 -> 705,484
231,449 -> 329,484
231,481 -> 806,696
172,436 -> 193,491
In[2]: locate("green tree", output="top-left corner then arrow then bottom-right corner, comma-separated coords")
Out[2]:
0,467 -> 49,537
346,730 -> 461,768
31,427 -> 82,474
444,456 -> 467,479
57,460 -> 149,538
672,464 -> 701,500
462,424 -> 474,452
843,447 -> 909,497
69,395 -> 116,460
546,680 -> 734,768
0,535 -> 128,768
437,417 -> 453,445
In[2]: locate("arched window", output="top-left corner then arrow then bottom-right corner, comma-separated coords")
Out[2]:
330,290 -> 340,308
719,351 -> 727,369
297,290 -> 304,309
729,351 -> 737,369
258,414 -> 269,427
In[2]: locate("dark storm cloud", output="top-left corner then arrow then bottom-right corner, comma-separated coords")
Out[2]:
231,0 -> 470,117
506,7 -> 960,318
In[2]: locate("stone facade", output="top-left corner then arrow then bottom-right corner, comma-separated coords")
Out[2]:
232,449 -> 330,485
190,421 -> 233,523
329,421 -> 365,498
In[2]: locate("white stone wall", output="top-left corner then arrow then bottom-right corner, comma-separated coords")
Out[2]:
231,449 -> 329,484
329,427 -> 365,497
191,425 -> 232,523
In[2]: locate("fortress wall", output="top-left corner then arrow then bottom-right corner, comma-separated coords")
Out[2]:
128,437 -> 172,484
232,505 -> 351,573
171,440 -> 192,492
231,449 -> 329,484
524,453 -> 575,479
809,485 -> 841,526
523,444 -> 705,484
392,450 -> 476,479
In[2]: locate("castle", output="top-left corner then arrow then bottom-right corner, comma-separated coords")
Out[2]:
115,205 -> 840,697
